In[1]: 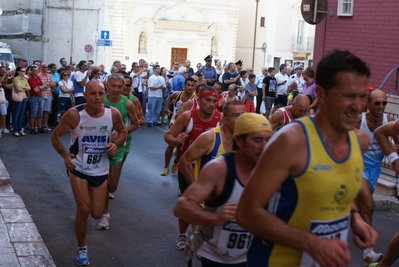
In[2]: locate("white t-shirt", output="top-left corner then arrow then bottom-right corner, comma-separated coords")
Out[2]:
59,79 -> 74,98
147,75 -> 166,98
74,71 -> 88,91
275,72 -> 289,95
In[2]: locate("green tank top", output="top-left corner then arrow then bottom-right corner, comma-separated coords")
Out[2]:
103,94 -> 128,123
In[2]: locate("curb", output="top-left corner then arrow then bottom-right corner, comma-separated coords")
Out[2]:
0,159 -> 56,267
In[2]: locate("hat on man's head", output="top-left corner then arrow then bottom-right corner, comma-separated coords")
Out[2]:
235,59 -> 243,66
295,64 -> 303,70
204,55 -> 213,61
234,113 -> 272,136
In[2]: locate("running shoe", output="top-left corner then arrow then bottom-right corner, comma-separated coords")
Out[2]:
98,214 -> 110,230
175,234 -> 187,250
161,167 -> 169,176
75,247 -> 90,266
2,128 -> 9,134
364,250 -> 383,266
39,127 -> 47,133
171,163 -> 178,173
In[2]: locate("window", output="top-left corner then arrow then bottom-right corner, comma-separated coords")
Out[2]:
338,0 -> 353,16
260,17 -> 265,27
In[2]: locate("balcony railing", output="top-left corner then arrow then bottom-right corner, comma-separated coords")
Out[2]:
291,36 -> 314,51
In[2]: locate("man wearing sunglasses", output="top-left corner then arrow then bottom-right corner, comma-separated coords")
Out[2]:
356,88 -> 398,265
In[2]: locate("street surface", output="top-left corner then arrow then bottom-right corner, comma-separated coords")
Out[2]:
0,125 -> 399,266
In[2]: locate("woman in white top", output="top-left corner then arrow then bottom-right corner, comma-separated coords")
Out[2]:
58,70 -> 74,118
238,70 -> 249,100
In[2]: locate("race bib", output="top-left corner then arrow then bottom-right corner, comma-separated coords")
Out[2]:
82,146 -> 106,170
216,220 -> 252,259
299,214 -> 350,267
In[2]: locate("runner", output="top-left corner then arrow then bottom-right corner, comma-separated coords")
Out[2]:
51,80 -> 127,265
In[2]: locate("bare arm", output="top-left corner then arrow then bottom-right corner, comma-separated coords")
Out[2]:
51,108 -> 79,171
174,157 -> 236,226
77,71 -> 90,87
126,100 -> 139,133
133,97 -> 145,126
163,92 -> 178,115
164,111 -> 190,146
388,116 -> 399,145
375,120 -> 399,173
110,108 -> 128,153
180,130 -> 214,184
269,110 -> 284,130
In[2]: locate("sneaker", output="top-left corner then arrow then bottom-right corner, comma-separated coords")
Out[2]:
75,247 -> 90,266
108,192 -> 114,199
368,264 -> 379,267
2,128 -> 9,134
171,163 -> 178,173
175,234 -> 187,250
161,167 -> 169,176
30,129 -> 38,135
45,127 -> 52,132
364,249 -> 383,266
98,214 -> 110,230
39,127 -> 47,133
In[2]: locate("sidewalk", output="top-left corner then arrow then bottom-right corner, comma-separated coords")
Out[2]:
0,159 -> 55,267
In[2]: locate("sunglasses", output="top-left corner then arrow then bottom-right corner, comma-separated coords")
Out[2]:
125,84 -> 132,87
62,74 -> 68,76
193,80 -> 198,82
373,101 -> 388,106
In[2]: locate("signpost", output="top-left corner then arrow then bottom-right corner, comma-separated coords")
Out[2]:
98,30 -> 112,64
97,39 -> 112,46
84,44 -> 93,53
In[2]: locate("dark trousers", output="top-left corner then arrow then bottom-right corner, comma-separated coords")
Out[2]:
49,94 -> 59,126
255,87 -> 263,114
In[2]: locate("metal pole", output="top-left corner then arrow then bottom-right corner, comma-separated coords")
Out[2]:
70,0 -> 76,64
252,0 -> 260,70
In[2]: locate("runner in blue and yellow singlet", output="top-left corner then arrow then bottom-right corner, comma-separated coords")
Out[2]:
236,50 -> 378,267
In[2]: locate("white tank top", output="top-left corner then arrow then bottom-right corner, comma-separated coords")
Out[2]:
69,105 -> 113,177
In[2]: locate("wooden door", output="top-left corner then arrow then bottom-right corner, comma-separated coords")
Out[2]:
171,48 -> 187,69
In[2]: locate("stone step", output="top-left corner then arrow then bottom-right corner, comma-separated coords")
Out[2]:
376,172 -> 397,196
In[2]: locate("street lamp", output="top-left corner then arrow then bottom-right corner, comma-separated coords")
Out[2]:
252,0 -> 260,70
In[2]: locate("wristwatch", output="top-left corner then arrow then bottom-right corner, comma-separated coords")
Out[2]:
111,141 -> 119,148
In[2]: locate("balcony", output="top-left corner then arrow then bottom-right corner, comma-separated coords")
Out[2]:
291,36 -> 314,52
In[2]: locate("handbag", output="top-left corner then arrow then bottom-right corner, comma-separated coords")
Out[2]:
0,87 -> 6,104
70,93 -> 75,104
12,86 -> 23,102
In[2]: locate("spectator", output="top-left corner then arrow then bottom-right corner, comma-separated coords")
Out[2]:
12,67 -> 31,136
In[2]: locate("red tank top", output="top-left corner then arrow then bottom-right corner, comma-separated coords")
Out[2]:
178,109 -> 221,170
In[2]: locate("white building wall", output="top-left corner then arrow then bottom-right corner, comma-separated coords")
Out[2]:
236,0 -> 315,72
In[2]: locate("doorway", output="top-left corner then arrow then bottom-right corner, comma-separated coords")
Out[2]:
171,48 -> 187,69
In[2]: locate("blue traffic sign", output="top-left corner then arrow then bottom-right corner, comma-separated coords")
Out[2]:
101,31 -> 110,40
97,39 -> 112,46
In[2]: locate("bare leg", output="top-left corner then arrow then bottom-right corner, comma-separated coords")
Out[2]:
378,232 -> 399,267
355,179 -> 374,225
103,164 -> 123,214
69,173 -> 108,246
43,111 -> 49,128
164,145 -> 175,168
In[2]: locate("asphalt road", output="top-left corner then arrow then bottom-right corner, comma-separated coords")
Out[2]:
1,124 -> 399,267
